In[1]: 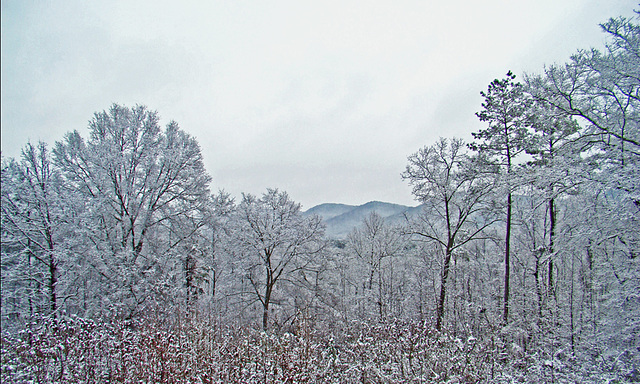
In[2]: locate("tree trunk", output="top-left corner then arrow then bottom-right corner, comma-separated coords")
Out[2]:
48,253 -> 57,318
436,249 -> 453,330
27,240 -> 34,317
46,229 -> 57,318
262,303 -> 269,331
570,251 -> 575,353
534,249 -> 543,330
185,253 -> 196,307
503,192 -> 512,325
263,274 -> 273,331
548,197 -> 555,293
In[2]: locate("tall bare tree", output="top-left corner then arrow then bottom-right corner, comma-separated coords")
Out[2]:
1,142 -> 67,320
347,212 -> 404,320
53,104 -> 212,318
404,138 -> 497,330
233,189 -> 324,330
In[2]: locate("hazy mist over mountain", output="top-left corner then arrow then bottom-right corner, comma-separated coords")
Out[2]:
304,201 -> 421,238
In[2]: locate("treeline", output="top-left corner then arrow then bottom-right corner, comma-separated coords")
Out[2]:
2,11 -> 639,383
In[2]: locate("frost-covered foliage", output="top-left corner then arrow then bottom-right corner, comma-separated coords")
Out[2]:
518,11 -> 640,379
345,212 -> 406,321
2,104 -> 215,323
403,138 -> 498,330
51,104 -> 212,319
226,188 -> 325,330
2,315 -> 636,383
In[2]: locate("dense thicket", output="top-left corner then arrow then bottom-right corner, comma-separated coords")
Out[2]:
2,11 -> 638,383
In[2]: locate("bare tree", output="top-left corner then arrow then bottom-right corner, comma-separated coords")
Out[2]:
347,212 -> 404,320
526,14 -> 640,165
1,142 -> 66,320
53,104 -> 212,318
233,189 -> 324,330
404,138 -> 497,330
522,99 -> 581,295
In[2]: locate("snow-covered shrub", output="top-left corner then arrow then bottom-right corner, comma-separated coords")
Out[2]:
2,314 -> 636,383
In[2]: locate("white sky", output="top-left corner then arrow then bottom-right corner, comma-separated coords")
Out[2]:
1,0 -> 636,208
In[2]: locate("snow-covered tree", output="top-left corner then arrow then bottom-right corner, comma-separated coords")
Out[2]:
470,71 -> 533,325
514,99 -> 583,310
52,104 -> 212,319
203,191 -> 235,306
403,137 -> 498,330
232,189 -> 324,330
346,212 -> 404,321
518,12 -> 640,371
1,142 -> 69,321
527,13 -> 639,167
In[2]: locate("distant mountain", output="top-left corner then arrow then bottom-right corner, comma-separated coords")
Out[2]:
303,203 -> 356,222
303,201 -> 422,239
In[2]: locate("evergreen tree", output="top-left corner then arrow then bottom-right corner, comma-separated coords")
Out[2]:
470,71 -> 533,325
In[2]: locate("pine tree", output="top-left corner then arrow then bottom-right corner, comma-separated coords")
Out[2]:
470,72 -> 532,325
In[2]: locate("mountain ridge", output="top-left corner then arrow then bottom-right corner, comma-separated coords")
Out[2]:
303,200 -> 422,239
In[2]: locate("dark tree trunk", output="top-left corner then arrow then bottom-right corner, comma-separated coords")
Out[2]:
436,249 -> 453,330
46,228 -> 57,318
48,253 -> 57,318
263,284 -> 272,331
534,249 -> 543,329
262,265 -> 274,331
503,192 -> 512,325
185,253 -> 197,307
548,197 -> 555,293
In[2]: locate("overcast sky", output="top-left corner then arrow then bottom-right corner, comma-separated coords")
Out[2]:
1,0 -> 636,208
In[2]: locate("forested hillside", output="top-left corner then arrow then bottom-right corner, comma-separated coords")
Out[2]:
2,11 -> 639,383
304,201 -> 420,238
